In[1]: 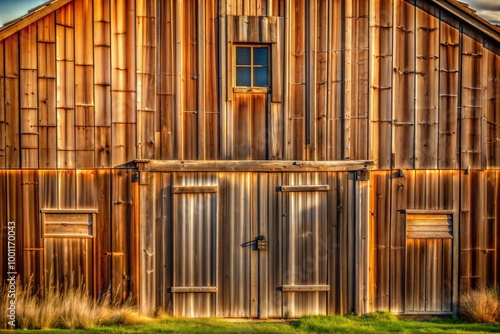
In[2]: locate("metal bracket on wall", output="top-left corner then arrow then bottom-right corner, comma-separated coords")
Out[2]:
356,169 -> 370,181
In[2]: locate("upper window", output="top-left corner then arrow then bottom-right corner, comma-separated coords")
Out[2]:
235,46 -> 269,88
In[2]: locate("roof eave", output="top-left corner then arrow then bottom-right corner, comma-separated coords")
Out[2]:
429,0 -> 500,44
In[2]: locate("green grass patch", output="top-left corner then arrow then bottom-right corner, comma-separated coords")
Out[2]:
3,312 -> 500,334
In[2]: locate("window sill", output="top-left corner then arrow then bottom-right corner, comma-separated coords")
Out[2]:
233,87 -> 269,94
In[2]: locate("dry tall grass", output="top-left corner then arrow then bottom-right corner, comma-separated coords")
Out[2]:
459,286 -> 500,323
0,281 -> 152,329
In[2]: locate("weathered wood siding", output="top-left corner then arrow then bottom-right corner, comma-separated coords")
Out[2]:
136,170 -> 370,316
0,0 -> 499,168
0,0 -> 499,319
0,170 -> 138,302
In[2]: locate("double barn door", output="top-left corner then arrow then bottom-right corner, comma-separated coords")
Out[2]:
169,175 -> 331,318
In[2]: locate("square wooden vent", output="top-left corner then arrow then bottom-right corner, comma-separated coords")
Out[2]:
41,210 -> 97,238
406,212 -> 453,239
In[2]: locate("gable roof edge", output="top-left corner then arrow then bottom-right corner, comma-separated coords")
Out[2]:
429,0 -> 500,44
0,0 -> 73,41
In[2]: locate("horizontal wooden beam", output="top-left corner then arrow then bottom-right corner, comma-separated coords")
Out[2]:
404,209 -> 455,215
279,185 -> 330,192
171,185 -> 218,194
134,160 -> 374,172
0,0 -> 73,41
282,285 -> 330,292
41,209 -> 98,214
170,286 -> 218,293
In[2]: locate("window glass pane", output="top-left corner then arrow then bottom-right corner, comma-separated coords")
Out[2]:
253,48 -> 268,66
253,67 -> 268,87
236,47 -> 251,65
236,68 -> 251,86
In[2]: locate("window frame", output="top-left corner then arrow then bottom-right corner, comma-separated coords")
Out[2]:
233,44 -> 270,93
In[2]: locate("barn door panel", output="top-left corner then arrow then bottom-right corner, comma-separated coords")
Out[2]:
42,211 -> 95,292
405,213 -> 453,313
172,185 -> 218,317
281,174 -> 329,317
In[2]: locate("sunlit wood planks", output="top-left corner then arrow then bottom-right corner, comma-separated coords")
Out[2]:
111,0 -> 136,166
369,0 -> 393,169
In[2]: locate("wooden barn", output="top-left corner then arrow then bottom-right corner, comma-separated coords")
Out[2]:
0,0 -> 499,318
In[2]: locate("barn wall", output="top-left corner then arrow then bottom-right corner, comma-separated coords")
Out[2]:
369,170 -> 500,313
0,169 -> 137,302
0,0 -> 499,169
0,0 -> 500,318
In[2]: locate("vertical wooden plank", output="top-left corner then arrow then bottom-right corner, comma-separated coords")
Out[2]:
485,52 -> 500,168
21,171 -> 42,289
314,0 -> 328,161
390,172 -> 406,312
39,170 -> 58,210
327,172 -> 338,314
415,9 -> 439,169
112,169 -> 137,303
266,172 -> 282,317
157,0 -> 175,159
57,108 -> 75,169
355,175 -> 370,314
461,35 -> 483,170
460,170 -> 471,291
6,173 -> 23,285
137,0 -> 156,160
174,0 -> 184,159
306,0 -> 317,160
345,0 -> 369,161
94,0 -> 111,129
369,172 -> 391,311
369,0 -> 393,169
20,23 -> 38,70
5,34 -> 20,168
74,0 -> 95,168
38,14 -> 57,169
438,22 -> 460,169
56,3 -> 75,169
338,172 -> 351,313
76,170 -> 96,209
286,0 -> 306,160
95,170 -> 111,296
111,0 -> 137,166
256,173 -> 268,319
271,18 -> 283,103
328,0 -> 344,161
94,0 -> 112,166
392,0 -> 415,169
58,170 -> 76,209
158,173 -> 173,312
20,23 -> 39,168
205,0 -> 219,159
196,0 -> 206,160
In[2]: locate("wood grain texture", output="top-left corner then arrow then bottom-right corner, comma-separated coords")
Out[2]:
415,9 -> 439,169
438,22 -> 460,169
392,0 -> 415,169
369,0 -> 393,169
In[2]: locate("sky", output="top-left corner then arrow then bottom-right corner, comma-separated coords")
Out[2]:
0,0 -> 48,28
0,0 -> 499,29
462,0 -> 500,25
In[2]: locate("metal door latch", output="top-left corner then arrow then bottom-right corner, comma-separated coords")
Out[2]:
256,235 -> 267,250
